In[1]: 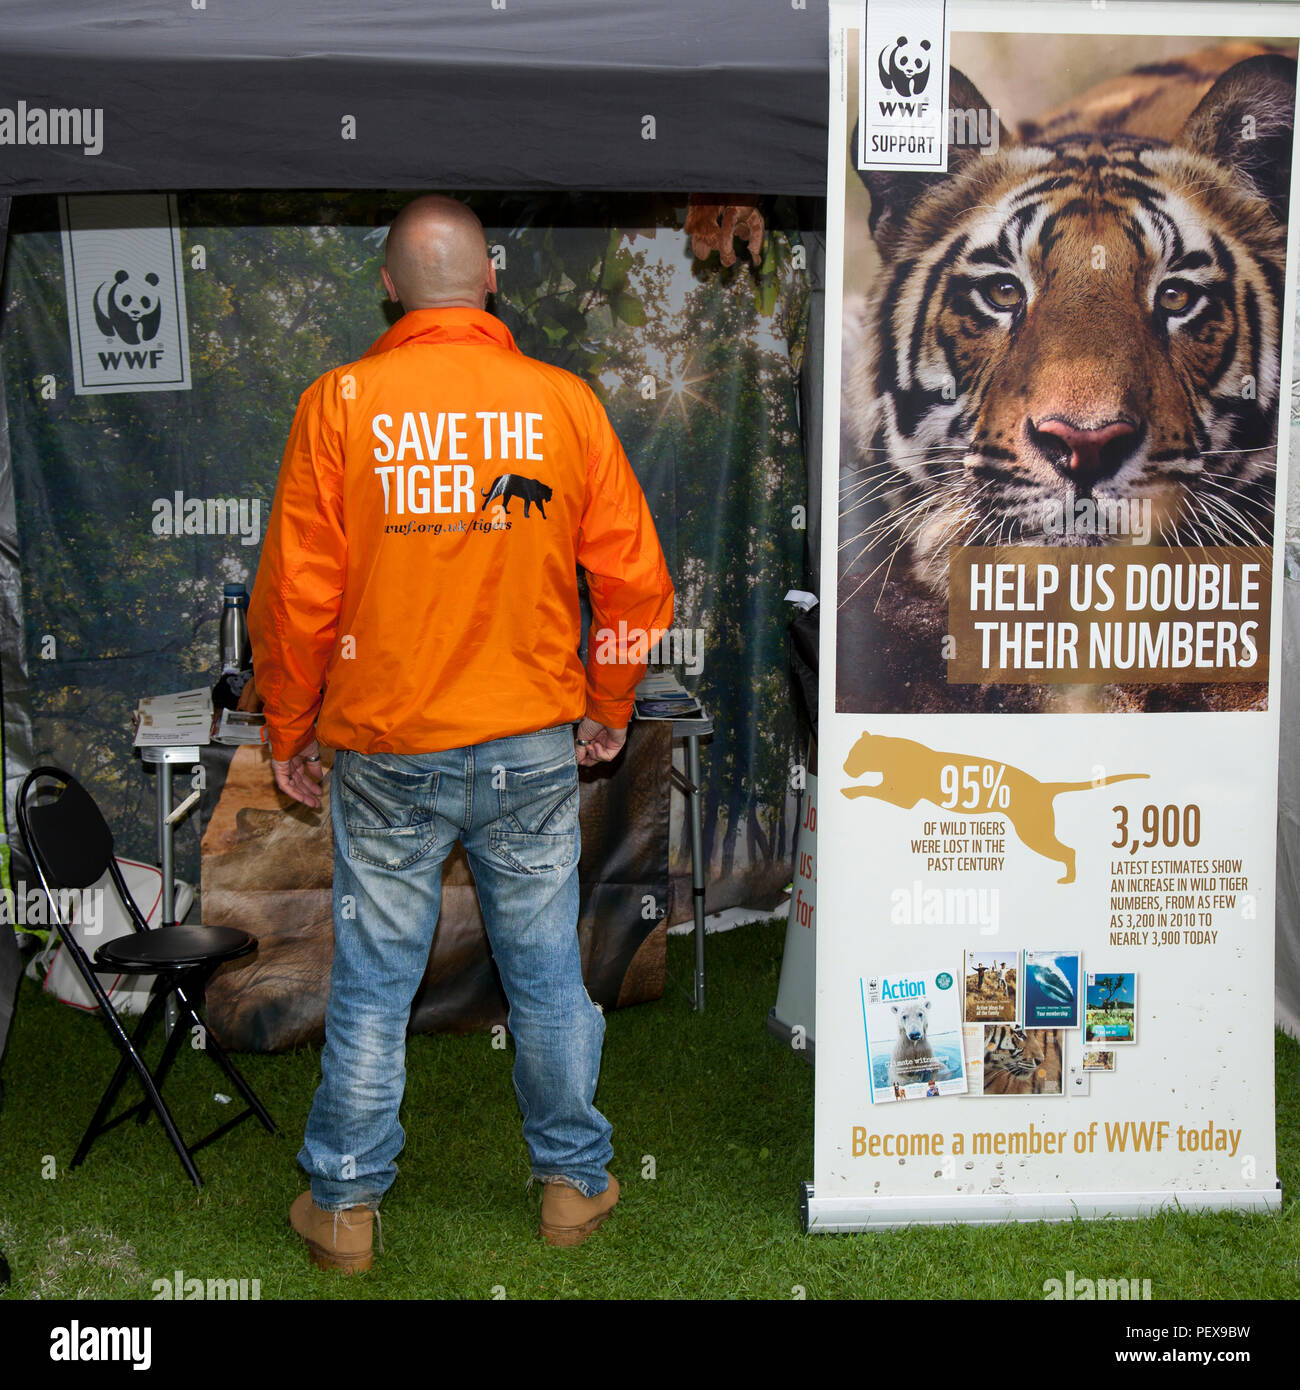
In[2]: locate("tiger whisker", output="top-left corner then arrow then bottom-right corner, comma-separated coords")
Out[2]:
846,443 -> 970,460
1190,490 -> 1267,546
843,483 -> 989,600
840,523 -> 922,609
916,507 -> 983,582
840,461 -> 968,498
840,495 -> 946,568
1196,489 -> 1254,535
1193,475 -> 1275,520
1171,498 -> 1210,548
839,489 -> 946,553
839,471 -> 954,508
1187,496 -> 1237,546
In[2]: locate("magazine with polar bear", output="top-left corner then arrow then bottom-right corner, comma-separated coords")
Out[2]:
862,971 -> 968,1103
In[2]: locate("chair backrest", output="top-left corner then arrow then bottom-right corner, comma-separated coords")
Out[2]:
14,769 -> 144,1014
16,767 -> 116,892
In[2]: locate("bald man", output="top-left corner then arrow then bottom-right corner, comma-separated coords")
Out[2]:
381,195 -> 492,309
251,195 -> 674,1269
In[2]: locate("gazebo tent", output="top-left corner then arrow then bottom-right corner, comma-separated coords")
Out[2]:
0,0 -> 832,1068
0,0 -> 832,793
0,1 -> 828,195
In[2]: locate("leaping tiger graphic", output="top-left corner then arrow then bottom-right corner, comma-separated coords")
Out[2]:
839,44 -> 1296,715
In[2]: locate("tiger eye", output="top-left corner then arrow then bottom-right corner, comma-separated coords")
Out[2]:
1158,282 -> 1192,314
984,276 -> 1023,309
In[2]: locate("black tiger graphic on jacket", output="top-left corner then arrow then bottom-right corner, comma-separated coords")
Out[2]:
481,473 -> 552,519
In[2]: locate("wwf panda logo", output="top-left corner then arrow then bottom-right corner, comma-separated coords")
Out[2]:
878,35 -> 931,98
93,269 -> 163,344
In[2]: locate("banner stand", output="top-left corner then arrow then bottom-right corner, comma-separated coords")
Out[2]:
810,0 -> 1296,1230
770,736 -> 818,1060
801,1185 -> 1280,1234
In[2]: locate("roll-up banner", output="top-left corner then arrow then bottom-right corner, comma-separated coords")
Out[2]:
812,0 -> 1300,1229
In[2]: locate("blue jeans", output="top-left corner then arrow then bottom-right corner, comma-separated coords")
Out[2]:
299,724 -> 612,1209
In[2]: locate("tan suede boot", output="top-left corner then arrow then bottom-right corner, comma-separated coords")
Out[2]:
539,1173 -> 620,1247
289,1190 -> 377,1273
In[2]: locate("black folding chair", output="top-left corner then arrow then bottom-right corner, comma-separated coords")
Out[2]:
16,766 -> 277,1187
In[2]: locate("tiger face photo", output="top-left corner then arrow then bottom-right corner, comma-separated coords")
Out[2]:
838,36 -> 1298,715
980,1025 -> 1064,1096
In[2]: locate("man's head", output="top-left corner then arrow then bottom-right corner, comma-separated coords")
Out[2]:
381,195 -> 497,310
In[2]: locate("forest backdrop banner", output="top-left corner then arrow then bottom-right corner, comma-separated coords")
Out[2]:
1,191 -> 812,936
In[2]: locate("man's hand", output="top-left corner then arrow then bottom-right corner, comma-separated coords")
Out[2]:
236,671 -> 263,713
574,716 -> 626,767
272,734 -> 326,810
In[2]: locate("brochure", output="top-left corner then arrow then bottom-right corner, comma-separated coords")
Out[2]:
861,970 -> 967,1103
1085,972 -> 1138,1044
133,687 -> 213,747
1023,950 -> 1082,1029
213,708 -> 268,746
964,948 -> 1017,1022
962,1023 -> 985,1097
976,1026 -> 1066,1096
635,696 -> 704,720
634,671 -> 704,720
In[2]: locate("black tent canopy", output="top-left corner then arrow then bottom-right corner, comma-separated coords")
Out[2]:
0,0 -> 829,195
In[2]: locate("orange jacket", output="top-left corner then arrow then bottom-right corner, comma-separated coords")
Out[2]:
250,307 -> 674,760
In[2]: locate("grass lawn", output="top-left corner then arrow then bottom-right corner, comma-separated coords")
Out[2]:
1,919 -> 1296,1301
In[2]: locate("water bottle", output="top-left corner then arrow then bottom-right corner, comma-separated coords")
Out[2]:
219,584 -> 252,674
215,584 -> 252,709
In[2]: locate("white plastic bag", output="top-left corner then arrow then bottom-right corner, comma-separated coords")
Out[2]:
38,858 -> 194,1015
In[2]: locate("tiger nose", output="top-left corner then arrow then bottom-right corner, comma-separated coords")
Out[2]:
1029,416 -> 1139,487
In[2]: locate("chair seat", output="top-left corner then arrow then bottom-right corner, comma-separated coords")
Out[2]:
95,924 -> 255,972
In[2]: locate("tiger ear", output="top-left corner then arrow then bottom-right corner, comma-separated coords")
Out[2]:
854,68 -> 1002,260
1177,53 -> 1297,227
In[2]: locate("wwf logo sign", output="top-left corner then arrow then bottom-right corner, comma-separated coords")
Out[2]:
858,0 -> 949,173
93,270 -> 163,344
60,193 -> 191,395
877,36 -> 931,97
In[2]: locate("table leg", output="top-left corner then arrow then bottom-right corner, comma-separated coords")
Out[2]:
158,761 -> 175,928
154,754 -> 179,1037
687,734 -> 706,1012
